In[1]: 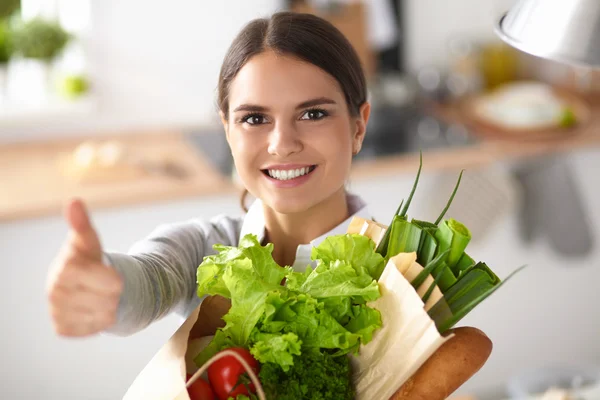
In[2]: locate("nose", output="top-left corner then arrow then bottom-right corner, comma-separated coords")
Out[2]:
267,122 -> 303,157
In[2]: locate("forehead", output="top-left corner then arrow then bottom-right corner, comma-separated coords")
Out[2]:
228,51 -> 345,108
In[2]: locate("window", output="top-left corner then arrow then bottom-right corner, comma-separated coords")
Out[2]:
1,0 -> 94,127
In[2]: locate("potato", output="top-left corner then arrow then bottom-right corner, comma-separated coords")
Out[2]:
391,326 -> 493,400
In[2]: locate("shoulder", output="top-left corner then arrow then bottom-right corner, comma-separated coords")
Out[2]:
131,213 -> 246,252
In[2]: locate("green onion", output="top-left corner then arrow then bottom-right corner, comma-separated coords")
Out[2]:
386,216 -> 422,259
435,169 -> 464,225
399,151 -> 423,218
421,264 -> 446,304
434,218 -> 472,269
431,261 -> 457,292
371,155 -> 525,336
453,252 -> 475,277
430,264 -> 526,334
411,220 -> 438,230
375,200 -> 403,256
418,231 -> 438,266
410,248 -> 450,290
411,220 -> 438,266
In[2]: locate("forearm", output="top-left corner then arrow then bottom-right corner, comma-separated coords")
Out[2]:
101,215 -> 243,336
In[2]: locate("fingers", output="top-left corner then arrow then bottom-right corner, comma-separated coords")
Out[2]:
57,256 -> 123,295
65,197 -> 103,261
49,283 -> 120,315
48,281 -> 120,337
51,307 -> 117,337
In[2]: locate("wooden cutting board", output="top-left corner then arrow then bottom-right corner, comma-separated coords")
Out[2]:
0,131 -> 236,222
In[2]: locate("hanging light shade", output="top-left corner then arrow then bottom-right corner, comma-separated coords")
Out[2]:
495,0 -> 600,68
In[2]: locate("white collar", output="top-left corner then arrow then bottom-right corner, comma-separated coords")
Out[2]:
238,193 -> 372,271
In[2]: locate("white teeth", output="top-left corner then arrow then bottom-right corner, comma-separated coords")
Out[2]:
267,166 -> 312,181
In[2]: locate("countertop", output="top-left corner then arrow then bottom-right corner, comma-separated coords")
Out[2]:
2,95 -> 599,223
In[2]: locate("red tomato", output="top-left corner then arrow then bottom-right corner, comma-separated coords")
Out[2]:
207,347 -> 260,400
186,374 -> 216,400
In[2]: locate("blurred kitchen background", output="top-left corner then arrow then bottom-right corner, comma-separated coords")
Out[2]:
1,0 -> 600,399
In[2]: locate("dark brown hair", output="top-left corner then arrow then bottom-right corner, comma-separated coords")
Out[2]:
218,11 -> 368,211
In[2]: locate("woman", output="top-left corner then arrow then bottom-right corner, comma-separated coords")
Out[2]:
46,11 -> 491,399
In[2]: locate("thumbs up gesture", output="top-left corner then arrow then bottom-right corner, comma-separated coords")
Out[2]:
46,198 -> 124,337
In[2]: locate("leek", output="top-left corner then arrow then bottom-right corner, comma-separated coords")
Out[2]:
375,200 -> 403,256
422,265 -> 446,304
410,248 -> 450,290
453,253 -> 475,277
371,153 -> 525,335
433,218 -> 471,269
386,216 -> 422,258
431,261 -> 457,292
430,264 -> 526,333
411,220 -> 438,266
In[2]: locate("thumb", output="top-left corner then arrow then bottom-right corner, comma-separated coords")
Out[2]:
65,198 -> 103,261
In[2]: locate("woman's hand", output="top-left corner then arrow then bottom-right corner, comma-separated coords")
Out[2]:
391,326 -> 493,400
46,198 -> 124,337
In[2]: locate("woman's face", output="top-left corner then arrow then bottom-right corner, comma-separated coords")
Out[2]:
222,50 -> 370,214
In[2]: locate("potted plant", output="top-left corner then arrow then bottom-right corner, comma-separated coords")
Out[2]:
9,17 -> 71,103
0,0 -> 19,102
0,19 -> 10,101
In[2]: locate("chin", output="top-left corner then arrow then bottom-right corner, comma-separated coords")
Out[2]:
264,194 -> 318,215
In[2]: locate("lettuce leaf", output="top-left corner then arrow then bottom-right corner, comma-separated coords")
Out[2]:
196,234 -> 288,298
194,233 -> 383,371
285,259 -> 380,302
249,332 -> 302,371
311,234 -> 385,280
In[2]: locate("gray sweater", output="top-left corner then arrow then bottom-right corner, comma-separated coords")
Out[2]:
102,194 -> 369,336
103,214 -> 243,336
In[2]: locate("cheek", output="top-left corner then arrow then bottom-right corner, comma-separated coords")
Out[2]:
228,131 -> 262,181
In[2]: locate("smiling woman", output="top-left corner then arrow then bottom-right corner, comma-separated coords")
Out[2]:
45,9 -> 491,400
212,11 -> 373,267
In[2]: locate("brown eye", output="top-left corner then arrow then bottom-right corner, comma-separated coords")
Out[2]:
300,109 -> 328,120
243,114 -> 267,125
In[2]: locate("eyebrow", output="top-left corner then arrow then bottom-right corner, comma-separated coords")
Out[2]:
232,97 -> 337,113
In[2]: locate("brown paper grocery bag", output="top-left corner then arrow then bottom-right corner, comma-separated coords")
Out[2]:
122,295 -> 231,400
122,217 -> 454,400
122,307 -> 199,400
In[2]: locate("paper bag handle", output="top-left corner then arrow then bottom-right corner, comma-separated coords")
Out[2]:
186,349 -> 266,400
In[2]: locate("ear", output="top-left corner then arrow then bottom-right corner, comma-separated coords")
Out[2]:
220,111 -> 231,142
352,102 -> 371,156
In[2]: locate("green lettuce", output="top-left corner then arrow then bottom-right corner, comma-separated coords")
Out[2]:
194,233 -> 383,371
310,234 -> 385,280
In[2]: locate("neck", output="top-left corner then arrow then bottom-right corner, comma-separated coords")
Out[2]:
264,189 -> 350,267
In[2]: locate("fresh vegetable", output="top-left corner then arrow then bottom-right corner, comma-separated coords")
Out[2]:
375,152 -> 525,333
194,234 -> 384,398
258,351 -> 354,400
207,347 -> 259,400
187,375 -> 216,400
194,234 -> 383,371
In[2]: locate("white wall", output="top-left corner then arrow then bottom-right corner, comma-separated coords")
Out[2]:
1,0 -> 521,143
2,148 -> 599,399
404,0 -> 518,72
1,0 -> 285,141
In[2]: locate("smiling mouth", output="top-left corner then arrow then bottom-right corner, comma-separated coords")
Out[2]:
261,165 -> 317,181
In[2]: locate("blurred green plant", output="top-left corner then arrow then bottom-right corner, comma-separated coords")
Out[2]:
0,0 -> 20,19
0,19 -> 10,64
11,17 -> 71,62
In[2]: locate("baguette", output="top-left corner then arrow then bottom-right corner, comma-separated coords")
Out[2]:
391,326 -> 493,400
